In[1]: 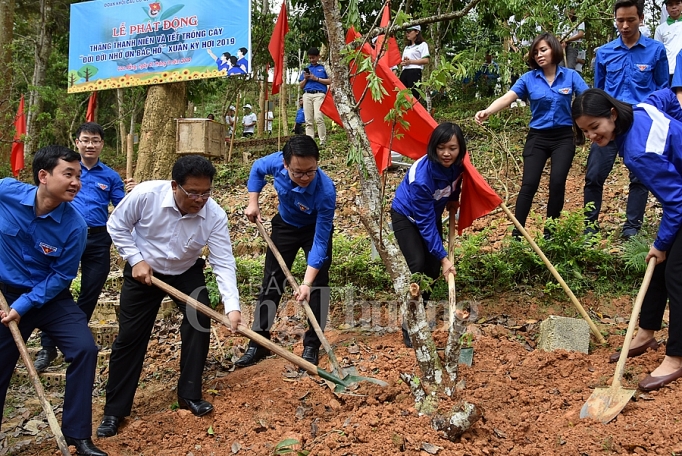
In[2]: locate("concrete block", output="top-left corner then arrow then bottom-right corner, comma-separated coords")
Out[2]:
537,315 -> 590,354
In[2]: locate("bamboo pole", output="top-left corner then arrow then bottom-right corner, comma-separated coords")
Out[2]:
500,203 -> 606,344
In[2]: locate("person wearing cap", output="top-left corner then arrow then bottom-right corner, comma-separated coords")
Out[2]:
225,105 -> 237,139
654,0 -> 682,86
242,104 -> 257,138
298,47 -> 330,146
400,25 -> 430,100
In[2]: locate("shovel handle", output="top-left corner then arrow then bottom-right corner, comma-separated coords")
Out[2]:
447,214 -> 457,328
149,277 -> 336,381
0,291 -> 70,456
612,257 -> 657,389
500,203 -> 606,344
253,219 -> 343,375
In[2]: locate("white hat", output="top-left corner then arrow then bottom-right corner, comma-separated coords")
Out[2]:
243,104 -> 252,109
229,105 -> 236,111
407,25 -> 421,31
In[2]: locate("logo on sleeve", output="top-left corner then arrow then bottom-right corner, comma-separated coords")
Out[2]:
39,243 -> 58,255
637,64 -> 650,71
97,182 -> 109,190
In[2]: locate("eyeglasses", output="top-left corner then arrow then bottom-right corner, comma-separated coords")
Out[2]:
289,169 -> 317,178
77,138 -> 102,145
177,183 -> 212,200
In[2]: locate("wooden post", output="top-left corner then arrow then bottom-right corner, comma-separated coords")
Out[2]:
126,132 -> 134,180
227,94 -> 241,163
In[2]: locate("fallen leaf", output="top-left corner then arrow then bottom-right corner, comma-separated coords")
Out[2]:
421,442 -> 442,454
231,441 -> 241,453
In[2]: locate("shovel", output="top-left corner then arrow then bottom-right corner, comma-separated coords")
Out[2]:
580,257 -> 657,423
253,219 -> 344,377
150,277 -> 387,393
0,291 -> 71,456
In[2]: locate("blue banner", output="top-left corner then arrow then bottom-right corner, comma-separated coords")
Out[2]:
68,0 -> 251,93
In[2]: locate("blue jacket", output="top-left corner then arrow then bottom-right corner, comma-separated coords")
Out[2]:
391,156 -> 463,260
618,104 -> 682,251
643,88 -> 682,123
247,152 -> 336,269
70,160 -> 125,227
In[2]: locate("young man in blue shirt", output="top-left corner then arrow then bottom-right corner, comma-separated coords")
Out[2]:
34,122 -> 134,373
0,146 -> 107,456
294,97 -> 305,134
298,47 -> 330,146
584,0 -> 669,239
236,135 -> 336,367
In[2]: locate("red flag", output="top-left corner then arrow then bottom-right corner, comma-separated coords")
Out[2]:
320,28 -> 502,231
10,95 -> 25,178
458,154 -> 502,234
321,27 -> 435,172
372,4 -> 402,68
268,2 -> 289,95
86,92 -> 97,122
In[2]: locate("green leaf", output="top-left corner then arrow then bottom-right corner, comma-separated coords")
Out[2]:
160,4 -> 185,22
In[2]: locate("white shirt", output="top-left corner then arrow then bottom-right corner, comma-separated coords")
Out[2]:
402,42 -> 430,69
266,111 -> 273,131
654,21 -> 682,74
225,114 -> 236,135
559,20 -> 585,43
242,112 -> 257,134
107,180 -> 240,313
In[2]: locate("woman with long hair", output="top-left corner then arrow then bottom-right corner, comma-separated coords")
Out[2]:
572,87 -> 682,391
391,122 -> 465,347
475,32 -> 588,238
399,25 -> 430,100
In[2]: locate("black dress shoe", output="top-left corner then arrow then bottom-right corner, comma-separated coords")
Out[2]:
235,346 -> 270,367
34,347 -> 58,373
178,397 -> 214,417
402,328 -> 413,348
301,346 -> 319,366
96,415 -> 121,438
64,436 -> 108,456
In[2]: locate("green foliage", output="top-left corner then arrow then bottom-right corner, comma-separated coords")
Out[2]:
214,161 -> 251,189
203,267 -> 220,309
273,438 -> 309,456
621,233 -> 653,275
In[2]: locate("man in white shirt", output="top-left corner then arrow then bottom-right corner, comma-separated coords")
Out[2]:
242,104 -> 257,137
97,155 -> 241,438
655,0 -> 682,85
225,105 -> 236,139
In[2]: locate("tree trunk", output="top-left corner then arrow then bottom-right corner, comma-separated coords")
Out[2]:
26,0 -> 53,157
135,83 -> 187,182
318,0 -> 481,440
0,0 -> 15,160
117,88 -> 127,156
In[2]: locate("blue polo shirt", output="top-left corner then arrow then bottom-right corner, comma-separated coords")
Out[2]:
618,104 -> 682,251
0,179 -> 87,316
70,160 -> 125,227
299,63 -> 328,93
594,34 -> 669,104
295,107 -> 305,124
392,156 -> 463,261
511,66 -> 589,129
247,152 -> 336,269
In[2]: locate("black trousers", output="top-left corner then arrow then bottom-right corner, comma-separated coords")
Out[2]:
515,127 -> 575,228
390,209 -> 443,302
41,231 -> 112,349
400,68 -> 422,100
0,288 -> 97,438
584,141 -> 648,233
250,213 -> 332,349
639,227 -> 682,356
103,259 -> 211,417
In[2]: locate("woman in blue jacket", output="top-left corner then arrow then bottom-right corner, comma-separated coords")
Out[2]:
475,32 -> 588,238
391,122 -> 464,347
572,88 -> 682,391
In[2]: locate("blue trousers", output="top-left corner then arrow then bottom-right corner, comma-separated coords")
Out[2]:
0,288 -> 98,438
41,231 -> 112,349
584,141 -> 649,233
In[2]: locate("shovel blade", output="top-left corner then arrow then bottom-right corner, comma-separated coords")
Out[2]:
580,386 -> 636,424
